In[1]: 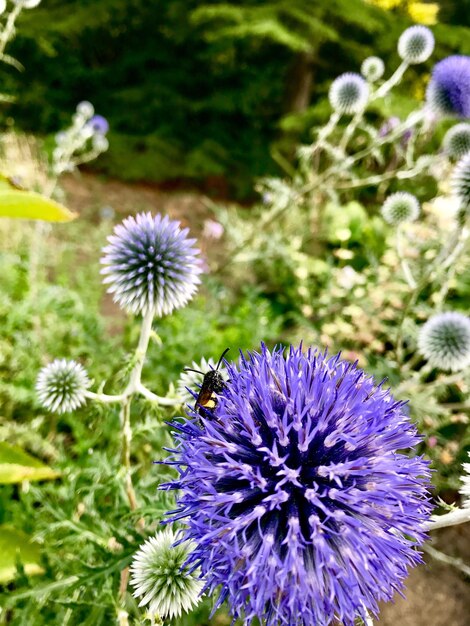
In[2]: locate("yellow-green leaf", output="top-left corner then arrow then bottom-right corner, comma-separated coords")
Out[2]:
0,526 -> 44,584
0,182 -> 76,222
0,442 -> 60,484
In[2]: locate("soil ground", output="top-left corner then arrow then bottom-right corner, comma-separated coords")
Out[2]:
63,171 -> 470,626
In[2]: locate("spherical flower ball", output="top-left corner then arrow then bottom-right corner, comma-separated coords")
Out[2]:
361,56 -> 385,82
329,73 -> 370,115
87,114 -> 109,136
76,100 -> 94,119
92,134 -> 109,153
381,191 -> 420,225
443,123 -> 470,160
130,528 -> 204,620
163,344 -> 431,626
460,453 -> 470,507
177,357 -> 227,406
418,312 -> 470,372
398,25 -> 434,65
451,153 -> 470,211
101,212 -> 202,316
426,56 -> 470,119
36,359 -> 90,414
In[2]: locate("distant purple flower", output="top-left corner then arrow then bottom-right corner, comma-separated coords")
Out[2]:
379,116 -> 400,138
101,212 -> 203,316
88,114 -> 109,135
163,344 -> 431,626
426,56 -> 470,118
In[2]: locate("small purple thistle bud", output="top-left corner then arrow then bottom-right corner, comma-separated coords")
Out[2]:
87,114 -> 109,136
426,55 -> 470,119
163,344 -> 431,626
378,116 -> 400,138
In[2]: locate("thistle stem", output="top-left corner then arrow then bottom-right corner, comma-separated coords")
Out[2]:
396,226 -> 416,289
120,398 -> 137,510
423,544 -> 470,577
427,507 -> 470,530
372,60 -> 409,100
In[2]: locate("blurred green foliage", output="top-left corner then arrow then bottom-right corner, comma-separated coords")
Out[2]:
1,0 -> 468,196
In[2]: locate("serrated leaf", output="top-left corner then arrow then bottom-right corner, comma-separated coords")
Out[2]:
0,526 -> 44,584
0,179 -> 76,222
0,442 -> 60,484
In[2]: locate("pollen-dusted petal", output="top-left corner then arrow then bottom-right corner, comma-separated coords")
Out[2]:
163,344 -> 431,626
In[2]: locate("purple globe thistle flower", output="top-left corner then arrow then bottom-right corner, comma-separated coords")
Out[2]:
426,56 -> 470,119
163,344 -> 431,626
87,114 -> 109,135
101,212 -> 203,316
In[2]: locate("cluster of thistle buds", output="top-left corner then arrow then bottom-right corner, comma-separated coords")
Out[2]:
52,101 -> 109,176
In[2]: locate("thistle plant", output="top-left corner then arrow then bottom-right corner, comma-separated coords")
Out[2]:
52,101 -> 109,178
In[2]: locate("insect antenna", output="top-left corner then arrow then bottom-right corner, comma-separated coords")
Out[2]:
183,367 -> 205,375
216,348 -> 230,371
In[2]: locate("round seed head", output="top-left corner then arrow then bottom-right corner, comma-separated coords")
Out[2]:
361,56 -> 385,82
418,312 -> 470,372
76,101 -> 94,119
398,26 -> 434,64
381,192 -> 420,225
36,359 -> 90,414
164,344 -> 431,626
130,528 -> 204,620
426,56 -> 470,119
92,134 -> 109,153
443,123 -> 470,160
451,153 -> 470,211
329,73 -> 369,115
101,212 -> 202,317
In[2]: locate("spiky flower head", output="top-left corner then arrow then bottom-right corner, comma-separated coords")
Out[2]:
460,453 -> 470,507
329,73 -> 369,115
361,56 -> 385,82
130,528 -> 204,620
418,312 -> 470,372
398,26 -> 434,65
426,56 -> 470,119
177,357 -> 227,406
443,123 -> 470,160
452,153 -> 470,211
164,344 -> 431,626
381,191 -> 420,225
36,359 -> 90,414
101,212 -> 202,316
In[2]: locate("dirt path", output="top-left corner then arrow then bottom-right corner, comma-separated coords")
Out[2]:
62,171 -> 470,626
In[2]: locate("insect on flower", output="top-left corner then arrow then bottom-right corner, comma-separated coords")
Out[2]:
184,348 -> 230,415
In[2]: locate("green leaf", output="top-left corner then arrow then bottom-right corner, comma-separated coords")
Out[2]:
0,442 -> 60,484
0,178 -> 76,222
0,526 -> 44,584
